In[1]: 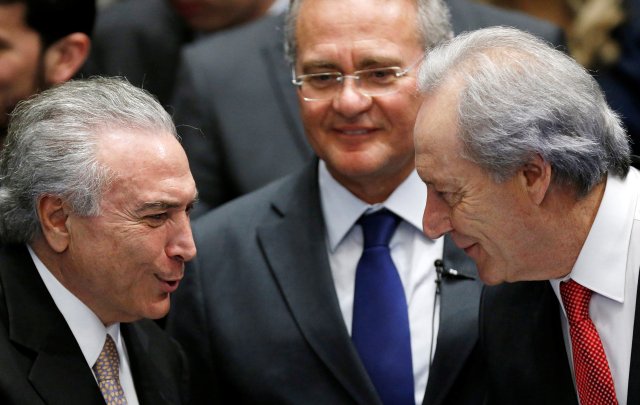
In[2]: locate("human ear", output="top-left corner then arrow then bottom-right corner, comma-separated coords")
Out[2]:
37,195 -> 70,253
42,33 -> 91,85
520,153 -> 552,205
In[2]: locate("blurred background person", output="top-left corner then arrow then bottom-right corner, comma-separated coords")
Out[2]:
0,0 -> 94,149
84,0 -> 287,108
479,0 -> 640,155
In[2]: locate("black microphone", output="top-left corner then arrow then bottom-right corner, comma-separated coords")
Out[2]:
434,259 -> 472,280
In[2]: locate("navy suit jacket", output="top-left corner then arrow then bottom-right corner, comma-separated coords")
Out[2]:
0,244 -> 190,405
167,160 -> 485,404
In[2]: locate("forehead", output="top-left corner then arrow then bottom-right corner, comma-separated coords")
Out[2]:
414,84 -> 467,182
0,3 -> 31,38
295,0 -> 422,64
96,128 -> 194,198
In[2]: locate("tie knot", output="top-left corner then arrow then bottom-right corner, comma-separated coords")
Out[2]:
93,334 -> 121,383
560,279 -> 593,325
358,209 -> 401,249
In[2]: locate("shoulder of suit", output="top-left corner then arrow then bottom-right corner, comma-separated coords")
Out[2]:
184,12 -> 284,57
95,0 -> 179,30
448,0 -> 564,46
191,168 -> 300,233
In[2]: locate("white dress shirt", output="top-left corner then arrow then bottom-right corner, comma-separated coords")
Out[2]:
550,167 -> 640,405
28,247 -> 140,405
318,161 -> 443,405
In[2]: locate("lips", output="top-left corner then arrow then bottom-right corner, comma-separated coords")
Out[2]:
340,129 -> 370,135
155,274 -> 182,294
450,234 -> 478,255
333,125 -> 380,138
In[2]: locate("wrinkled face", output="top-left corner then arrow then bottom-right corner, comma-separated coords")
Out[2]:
169,0 -> 272,32
414,85 -> 537,285
0,3 -> 45,135
64,130 -> 197,325
294,0 -> 423,202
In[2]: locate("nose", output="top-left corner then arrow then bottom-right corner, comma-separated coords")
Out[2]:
422,187 -> 453,239
332,76 -> 372,118
166,213 -> 197,263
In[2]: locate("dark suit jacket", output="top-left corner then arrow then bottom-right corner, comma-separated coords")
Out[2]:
172,3 -> 564,215
83,0 -> 193,107
480,280 -> 640,404
0,244 -> 190,405
167,160 -> 485,404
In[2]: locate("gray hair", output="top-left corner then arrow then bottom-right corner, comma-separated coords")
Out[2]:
417,26 -> 630,197
0,76 -> 178,243
284,0 -> 453,64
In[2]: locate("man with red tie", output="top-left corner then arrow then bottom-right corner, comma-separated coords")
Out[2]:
414,26 -> 640,404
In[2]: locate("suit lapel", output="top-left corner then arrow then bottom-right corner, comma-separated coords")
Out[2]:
527,284 -> 578,403
627,265 -> 640,404
123,322 -> 181,405
2,245 -> 103,405
484,282 -> 577,403
256,162 -> 381,405
423,235 -> 482,405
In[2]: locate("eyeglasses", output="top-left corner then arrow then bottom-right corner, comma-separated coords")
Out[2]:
291,58 -> 422,101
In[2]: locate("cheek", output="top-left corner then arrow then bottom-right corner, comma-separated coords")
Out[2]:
378,93 -> 420,132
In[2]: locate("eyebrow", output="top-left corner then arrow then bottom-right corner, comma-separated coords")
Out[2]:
357,56 -> 401,69
301,60 -> 339,72
135,195 -> 198,214
135,201 -> 180,214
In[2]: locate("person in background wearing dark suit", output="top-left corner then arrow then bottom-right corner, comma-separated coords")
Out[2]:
173,0 -> 564,217
0,0 -> 94,149
84,0 -> 287,108
414,26 -> 639,404
167,0 -> 486,404
0,77 -> 198,404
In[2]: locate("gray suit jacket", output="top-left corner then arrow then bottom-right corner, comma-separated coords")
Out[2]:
172,3 -> 564,215
84,0 -> 192,107
167,160 -> 484,404
0,244 -> 190,405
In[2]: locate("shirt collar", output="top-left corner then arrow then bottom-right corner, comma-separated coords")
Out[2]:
551,169 -> 640,303
27,246 -> 121,368
318,160 -> 426,252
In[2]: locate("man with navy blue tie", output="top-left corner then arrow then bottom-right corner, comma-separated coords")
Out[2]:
167,0 -> 484,403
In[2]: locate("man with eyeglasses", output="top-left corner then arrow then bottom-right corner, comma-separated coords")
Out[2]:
173,0 -> 562,217
167,0 -> 484,404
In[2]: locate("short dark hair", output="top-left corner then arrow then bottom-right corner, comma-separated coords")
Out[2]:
0,0 -> 96,47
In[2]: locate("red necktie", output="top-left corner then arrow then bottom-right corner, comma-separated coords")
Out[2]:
560,279 -> 618,405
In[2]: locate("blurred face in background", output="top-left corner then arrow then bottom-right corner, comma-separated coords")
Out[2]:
0,3 -> 45,137
169,0 -> 274,32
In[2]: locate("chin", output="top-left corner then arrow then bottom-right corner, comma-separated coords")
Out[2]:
477,265 -> 506,286
143,301 -> 171,320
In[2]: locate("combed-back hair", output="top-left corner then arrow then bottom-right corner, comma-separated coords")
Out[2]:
284,0 -> 453,64
417,26 -> 630,197
0,76 -> 178,243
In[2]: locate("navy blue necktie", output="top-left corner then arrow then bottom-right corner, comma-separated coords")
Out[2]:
352,209 -> 414,405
